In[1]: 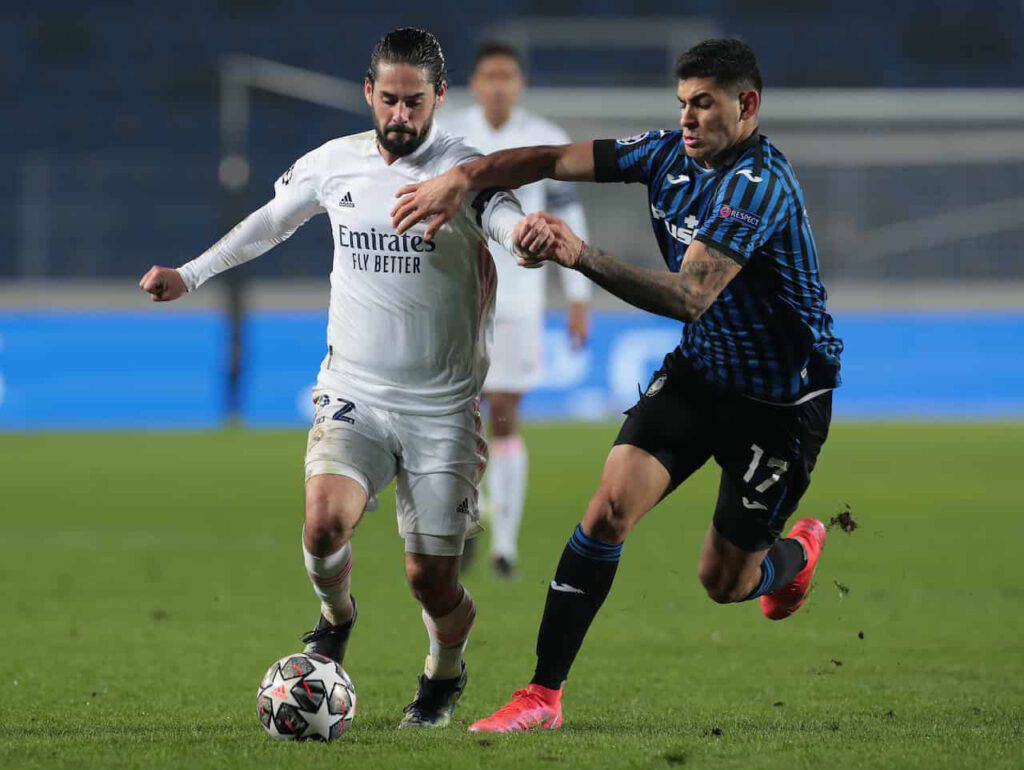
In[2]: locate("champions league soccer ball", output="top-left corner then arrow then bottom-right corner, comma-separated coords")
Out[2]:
257,652 -> 356,740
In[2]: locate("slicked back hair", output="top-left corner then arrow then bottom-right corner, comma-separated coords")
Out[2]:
674,38 -> 762,95
366,27 -> 447,94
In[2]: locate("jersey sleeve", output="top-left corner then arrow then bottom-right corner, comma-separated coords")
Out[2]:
694,166 -> 791,265
177,152 -> 324,291
469,188 -> 526,256
269,151 -> 325,219
592,130 -> 674,185
441,133 -> 526,256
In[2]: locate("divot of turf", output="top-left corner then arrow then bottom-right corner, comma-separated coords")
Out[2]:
829,504 -> 858,533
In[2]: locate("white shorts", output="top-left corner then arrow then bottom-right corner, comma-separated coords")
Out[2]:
304,388 -> 487,555
484,314 -> 543,393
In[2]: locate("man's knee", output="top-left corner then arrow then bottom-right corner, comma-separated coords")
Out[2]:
697,562 -> 751,604
581,445 -> 669,544
405,559 -> 435,598
583,485 -> 636,544
405,557 -> 459,613
303,479 -> 361,554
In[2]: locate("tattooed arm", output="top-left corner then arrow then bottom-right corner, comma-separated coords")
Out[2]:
577,241 -> 739,322
514,212 -> 741,323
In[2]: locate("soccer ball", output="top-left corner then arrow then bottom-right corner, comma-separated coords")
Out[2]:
257,652 -> 356,740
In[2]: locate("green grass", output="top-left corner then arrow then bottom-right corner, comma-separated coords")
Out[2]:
1,423 -> 1022,769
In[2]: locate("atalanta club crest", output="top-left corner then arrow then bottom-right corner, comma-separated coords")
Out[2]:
646,375 -> 667,396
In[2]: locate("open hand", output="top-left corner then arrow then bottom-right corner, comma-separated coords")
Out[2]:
391,167 -> 470,240
139,266 -> 187,302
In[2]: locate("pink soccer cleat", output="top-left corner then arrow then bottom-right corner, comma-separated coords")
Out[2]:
468,683 -> 563,733
761,517 -> 827,620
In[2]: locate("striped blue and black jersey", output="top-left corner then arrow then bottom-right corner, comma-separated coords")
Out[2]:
593,130 -> 843,403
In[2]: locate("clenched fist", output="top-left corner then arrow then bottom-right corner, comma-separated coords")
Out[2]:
139,266 -> 187,302
512,214 -> 556,265
513,212 -> 584,270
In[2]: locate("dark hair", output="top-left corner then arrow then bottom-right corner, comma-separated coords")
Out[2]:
366,27 -> 447,94
674,38 -> 762,94
471,41 -> 523,72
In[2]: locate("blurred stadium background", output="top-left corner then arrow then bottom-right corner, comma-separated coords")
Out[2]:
3,1 -> 1023,429
3,5 -> 1024,769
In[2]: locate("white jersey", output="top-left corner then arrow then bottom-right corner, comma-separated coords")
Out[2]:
441,106 -> 592,321
178,126 -> 527,416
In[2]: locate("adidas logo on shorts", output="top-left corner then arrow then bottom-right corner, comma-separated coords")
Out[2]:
456,498 -> 469,514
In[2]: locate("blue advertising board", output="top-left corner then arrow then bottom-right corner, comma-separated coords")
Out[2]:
0,309 -> 1021,430
238,310 -> 1024,426
0,311 -> 227,430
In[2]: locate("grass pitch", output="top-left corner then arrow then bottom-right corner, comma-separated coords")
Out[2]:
0,422 -> 1021,769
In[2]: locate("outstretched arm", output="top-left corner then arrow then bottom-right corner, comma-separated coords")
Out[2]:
515,212 -> 742,323
391,141 -> 596,239
140,156 -> 324,302
458,140 -> 597,188
139,199 -> 318,302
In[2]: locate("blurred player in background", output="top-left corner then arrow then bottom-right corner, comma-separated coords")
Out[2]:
139,28 -> 554,729
442,42 -> 592,579
392,38 -> 844,732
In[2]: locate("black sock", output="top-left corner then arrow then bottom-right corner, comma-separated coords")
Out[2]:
531,525 -> 622,690
743,537 -> 806,601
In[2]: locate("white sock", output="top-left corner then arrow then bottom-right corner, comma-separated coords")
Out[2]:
421,587 -> 476,680
302,541 -> 354,626
489,435 -> 527,561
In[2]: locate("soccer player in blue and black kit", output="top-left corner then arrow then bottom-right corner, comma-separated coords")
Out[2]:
392,38 -> 844,732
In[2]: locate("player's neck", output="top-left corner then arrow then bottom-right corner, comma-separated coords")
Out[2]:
702,124 -> 759,170
483,106 -> 512,130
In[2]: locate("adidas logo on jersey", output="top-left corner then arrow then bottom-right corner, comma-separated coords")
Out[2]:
338,192 -> 355,208
456,498 -> 469,514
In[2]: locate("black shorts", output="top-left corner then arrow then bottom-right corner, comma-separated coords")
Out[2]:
614,363 -> 832,552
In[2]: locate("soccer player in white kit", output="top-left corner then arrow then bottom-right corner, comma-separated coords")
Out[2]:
138,28 -> 552,729
442,43 -> 592,579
